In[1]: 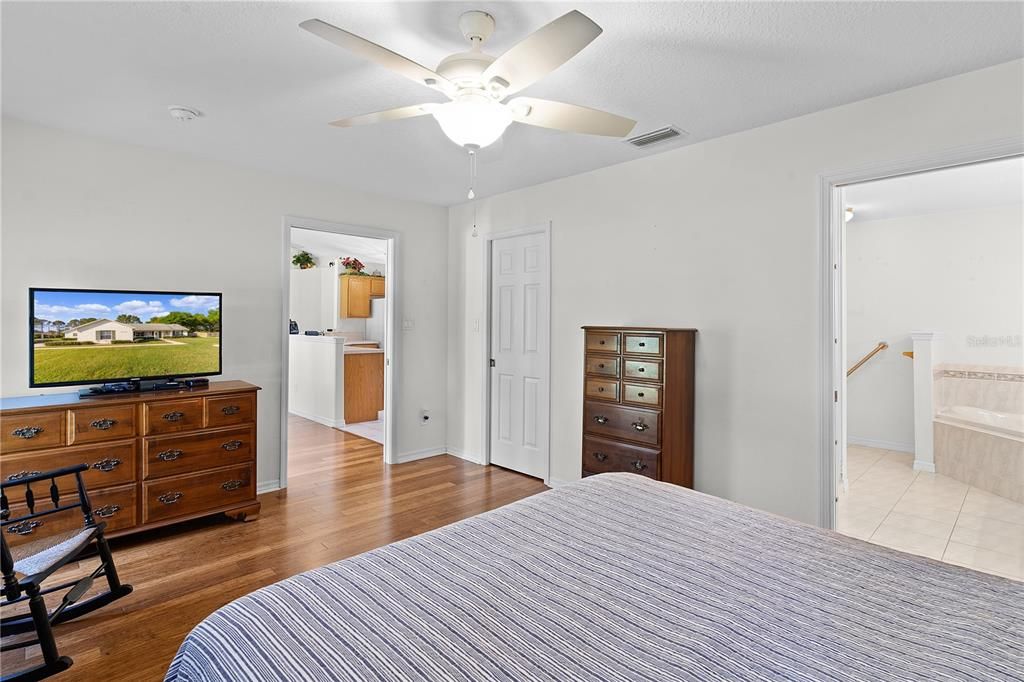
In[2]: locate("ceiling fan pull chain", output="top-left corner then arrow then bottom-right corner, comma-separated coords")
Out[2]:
467,148 -> 478,199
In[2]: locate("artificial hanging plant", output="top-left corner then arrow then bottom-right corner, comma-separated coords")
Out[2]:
292,251 -> 316,269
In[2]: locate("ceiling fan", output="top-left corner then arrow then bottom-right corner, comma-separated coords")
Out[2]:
299,10 -> 636,150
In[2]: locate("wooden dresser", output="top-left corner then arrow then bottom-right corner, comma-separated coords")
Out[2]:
581,327 -> 696,487
0,381 -> 260,545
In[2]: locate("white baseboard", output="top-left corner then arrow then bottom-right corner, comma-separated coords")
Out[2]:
257,480 -> 282,494
847,436 -> 915,454
394,447 -> 448,464
288,408 -> 345,429
913,460 -> 936,473
445,447 -> 484,465
544,477 -> 574,488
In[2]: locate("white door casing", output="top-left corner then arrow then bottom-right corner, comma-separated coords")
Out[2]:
489,231 -> 550,479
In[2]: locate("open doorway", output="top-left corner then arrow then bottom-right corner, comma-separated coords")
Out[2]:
831,157 -> 1023,580
280,217 -> 398,485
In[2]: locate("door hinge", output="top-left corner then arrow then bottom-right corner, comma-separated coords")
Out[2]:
489,359 -> 496,368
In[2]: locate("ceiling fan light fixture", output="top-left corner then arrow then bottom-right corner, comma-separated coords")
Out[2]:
432,93 -> 512,149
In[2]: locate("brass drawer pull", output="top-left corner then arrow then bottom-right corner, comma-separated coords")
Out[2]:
162,411 -> 185,422
6,470 -> 41,482
592,452 -> 608,462
94,504 -> 121,518
592,415 -> 608,425
221,405 -> 240,416
631,459 -> 648,472
221,440 -> 243,451
90,418 -> 117,430
597,387 -> 605,393
91,458 -> 122,472
598,339 -> 606,345
221,479 -> 244,491
6,520 -> 42,536
158,492 -> 183,505
598,363 -> 605,369
11,426 -> 43,439
157,449 -> 183,462
631,421 -> 649,432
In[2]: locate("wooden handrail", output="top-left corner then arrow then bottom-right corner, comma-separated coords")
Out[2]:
847,342 -> 888,377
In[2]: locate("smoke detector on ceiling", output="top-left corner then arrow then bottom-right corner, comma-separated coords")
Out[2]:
167,106 -> 202,121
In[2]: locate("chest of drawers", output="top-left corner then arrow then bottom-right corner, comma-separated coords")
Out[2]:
1,381 -> 261,545
581,327 -> 696,487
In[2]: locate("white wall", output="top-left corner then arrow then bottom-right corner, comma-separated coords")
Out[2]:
1,118 -> 449,490
846,204 -> 1024,450
447,60 -> 1024,524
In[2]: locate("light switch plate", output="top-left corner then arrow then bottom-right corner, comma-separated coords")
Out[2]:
402,319 -> 414,331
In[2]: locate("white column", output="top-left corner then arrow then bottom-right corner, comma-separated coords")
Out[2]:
910,331 -> 942,472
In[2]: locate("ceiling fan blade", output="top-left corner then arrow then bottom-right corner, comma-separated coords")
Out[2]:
508,98 -> 636,137
482,10 -> 602,97
329,104 -> 437,127
300,19 -> 454,96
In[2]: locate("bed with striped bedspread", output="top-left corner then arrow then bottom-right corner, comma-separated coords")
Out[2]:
167,473 -> 1023,681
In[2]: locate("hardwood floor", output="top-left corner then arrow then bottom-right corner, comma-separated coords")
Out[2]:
3,416 -> 548,681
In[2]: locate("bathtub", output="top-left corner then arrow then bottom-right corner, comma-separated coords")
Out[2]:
935,405 -> 1024,440
934,406 -> 1024,504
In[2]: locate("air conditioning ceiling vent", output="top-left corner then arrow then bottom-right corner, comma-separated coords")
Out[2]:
625,126 -> 687,148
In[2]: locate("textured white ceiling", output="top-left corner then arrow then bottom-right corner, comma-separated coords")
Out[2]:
845,156 -> 1024,222
291,228 -> 388,267
3,2 -> 1022,206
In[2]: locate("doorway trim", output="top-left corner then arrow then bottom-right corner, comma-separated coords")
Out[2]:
479,221 -> 552,483
280,215 -> 400,489
817,137 -> 1023,529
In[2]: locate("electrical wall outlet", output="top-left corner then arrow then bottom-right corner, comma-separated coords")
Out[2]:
420,408 -> 431,425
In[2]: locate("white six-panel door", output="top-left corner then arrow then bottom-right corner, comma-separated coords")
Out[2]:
489,231 -> 549,479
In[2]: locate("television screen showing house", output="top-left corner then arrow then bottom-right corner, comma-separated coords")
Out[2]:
31,290 -> 222,385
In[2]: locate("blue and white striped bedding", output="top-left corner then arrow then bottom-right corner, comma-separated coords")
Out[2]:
167,473 -> 1023,681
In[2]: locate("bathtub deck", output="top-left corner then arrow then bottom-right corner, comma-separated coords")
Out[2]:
837,446 -> 1023,581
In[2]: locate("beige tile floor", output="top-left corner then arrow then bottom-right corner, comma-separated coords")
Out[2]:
837,445 -> 1023,581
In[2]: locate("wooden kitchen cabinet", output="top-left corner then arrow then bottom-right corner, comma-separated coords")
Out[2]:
339,275 -> 385,318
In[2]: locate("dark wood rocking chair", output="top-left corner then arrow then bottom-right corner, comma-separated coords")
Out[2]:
1,464 -> 133,682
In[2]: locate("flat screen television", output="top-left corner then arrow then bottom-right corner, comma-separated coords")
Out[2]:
30,287 -> 222,388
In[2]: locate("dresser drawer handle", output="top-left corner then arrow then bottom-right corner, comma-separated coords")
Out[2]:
638,342 -> 646,347
631,421 -> 649,432
157,449 -> 183,462
221,440 -> 244,451
11,426 -> 43,439
6,470 -> 41,482
599,340 -> 606,345
597,387 -> 605,393
221,405 -> 241,416
93,504 -> 121,518
6,520 -> 42,536
221,479 -> 244,491
592,452 -> 608,462
598,363 -> 605,369
592,415 -> 608,425
158,492 -> 183,505
637,367 -> 645,373
90,418 -> 117,430
637,392 -> 645,398
91,458 -> 121,472
162,411 -> 185,422
631,459 -> 648,472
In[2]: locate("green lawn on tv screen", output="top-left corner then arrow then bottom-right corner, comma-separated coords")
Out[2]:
33,337 -> 220,384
